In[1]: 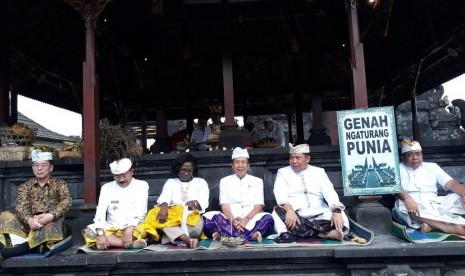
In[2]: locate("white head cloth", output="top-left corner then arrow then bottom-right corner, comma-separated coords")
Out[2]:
263,116 -> 273,122
31,150 -> 53,162
289,143 -> 310,154
401,139 -> 422,154
110,158 -> 132,174
231,147 -> 249,159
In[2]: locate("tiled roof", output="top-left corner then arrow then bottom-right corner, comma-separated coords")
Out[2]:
17,112 -> 80,143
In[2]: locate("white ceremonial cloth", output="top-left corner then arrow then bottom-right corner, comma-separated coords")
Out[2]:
393,162 -> 465,228
91,178 -> 149,230
273,165 -> 349,235
218,174 -> 268,230
157,177 -> 210,212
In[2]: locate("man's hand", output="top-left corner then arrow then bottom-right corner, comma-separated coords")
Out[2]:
157,204 -> 169,223
331,212 -> 344,233
95,235 -> 110,251
404,197 -> 420,216
284,208 -> 299,230
37,213 -> 54,226
28,215 -> 44,230
233,217 -> 249,232
122,227 -> 135,248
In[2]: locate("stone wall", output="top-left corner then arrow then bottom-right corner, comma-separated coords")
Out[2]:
1,144 -> 465,241
396,85 -> 465,143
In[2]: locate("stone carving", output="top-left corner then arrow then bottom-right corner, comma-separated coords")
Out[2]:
396,85 -> 465,143
451,99 -> 465,129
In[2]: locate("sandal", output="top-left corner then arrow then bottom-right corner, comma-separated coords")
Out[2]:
273,232 -> 296,243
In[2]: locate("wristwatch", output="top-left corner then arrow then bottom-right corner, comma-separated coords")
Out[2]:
96,229 -> 105,236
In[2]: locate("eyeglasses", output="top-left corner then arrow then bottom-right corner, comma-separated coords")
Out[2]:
179,168 -> 193,174
33,163 -> 50,169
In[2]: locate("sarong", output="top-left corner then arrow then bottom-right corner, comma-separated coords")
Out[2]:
393,193 -> 465,229
144,205 -> 203,241
81,222 -> 145,248
273,206 -> 333,238
203,212 -> 273,241
0,211 -> 67,250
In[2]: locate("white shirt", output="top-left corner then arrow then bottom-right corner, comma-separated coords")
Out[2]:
256,124 -> 285,147
190,125 -> 212,150
273,165 -> 343,218
157,177 -> 210,212
395,162 -> 453,211
219,174 -> 269,230
93,178 -> 149,230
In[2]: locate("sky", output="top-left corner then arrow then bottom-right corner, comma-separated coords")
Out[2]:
17,74 -> 465,138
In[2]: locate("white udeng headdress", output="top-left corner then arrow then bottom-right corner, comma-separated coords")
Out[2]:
31,150 -> 53,162
401,139 -> 422,154
110,158 -> 132,174
231,147 -> 249,159
289,143 -> 310,154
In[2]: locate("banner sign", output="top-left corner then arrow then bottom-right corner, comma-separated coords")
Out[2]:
337,106 -> 401,196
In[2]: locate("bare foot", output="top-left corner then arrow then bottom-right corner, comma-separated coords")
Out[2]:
212,232 -> 221,241
130,239 -> 147,249
189,238 -> 198,249
421,223 -> 433,233
318,230 -> 343,241
252,232 -> 262,243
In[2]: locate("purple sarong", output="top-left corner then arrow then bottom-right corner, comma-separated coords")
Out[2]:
204,213 -> 274,241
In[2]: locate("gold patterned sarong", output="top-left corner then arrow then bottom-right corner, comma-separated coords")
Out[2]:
144,205 -> 202,241
0,211 -> 66,250
81,222 -> 146,248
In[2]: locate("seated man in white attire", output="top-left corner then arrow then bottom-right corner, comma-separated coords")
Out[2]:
392,139 -> 465,234
256,116 -> 285,147
190,117 -> 211,150
272,143 -> 349,242
82,158 -> 149,250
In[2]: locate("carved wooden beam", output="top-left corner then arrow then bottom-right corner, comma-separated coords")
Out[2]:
63,0 -> 112,28
152,0 -> 163,16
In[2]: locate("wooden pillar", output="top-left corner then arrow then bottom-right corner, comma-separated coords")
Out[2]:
155,105 -> 168,138
347,0 -> 368,108
222,51 -> 235,127
292,57 -> 304,144
66,0 -> 111,207
221,0 -> 235,128
0,1 -> 13,126
82,20 -> 100,206
410,87 -> 420,142
346,1 -> 391,235
327,111 -> 339,146
140,111 -> 147,152
307,91 -> 331,146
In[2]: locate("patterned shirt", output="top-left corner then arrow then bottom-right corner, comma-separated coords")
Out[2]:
15,177 -> 72,225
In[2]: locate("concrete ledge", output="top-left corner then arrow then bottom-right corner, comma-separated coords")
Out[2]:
2,235 -> 465,275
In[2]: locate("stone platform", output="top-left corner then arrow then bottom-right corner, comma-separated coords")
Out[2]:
1,234 -> 465,275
